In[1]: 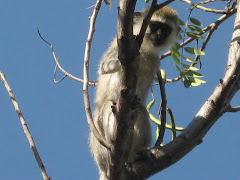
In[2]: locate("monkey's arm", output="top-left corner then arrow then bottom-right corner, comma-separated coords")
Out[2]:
99,59 -> 121,74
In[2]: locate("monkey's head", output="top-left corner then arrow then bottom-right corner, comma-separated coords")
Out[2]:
134,6 -> 179,54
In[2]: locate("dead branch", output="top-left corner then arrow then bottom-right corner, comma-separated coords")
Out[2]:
82,0 -> 112,150
180,0 -> 228,14
0,71 -> 50,180
38,28 -> 96,86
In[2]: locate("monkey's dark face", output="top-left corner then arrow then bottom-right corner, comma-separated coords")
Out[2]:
147,21 -> 172,46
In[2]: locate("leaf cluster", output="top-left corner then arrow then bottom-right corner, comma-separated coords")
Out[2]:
170,17 -> 206,88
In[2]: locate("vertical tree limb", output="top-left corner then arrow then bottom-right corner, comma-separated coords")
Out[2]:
83,0 -> 112,150
111,1 -> 138,178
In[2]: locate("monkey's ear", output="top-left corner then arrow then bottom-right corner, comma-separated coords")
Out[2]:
133,12 -> 143,24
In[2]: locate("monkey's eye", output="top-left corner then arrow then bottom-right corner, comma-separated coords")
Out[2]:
149,21 -> 161,32
149,21 -> 171,34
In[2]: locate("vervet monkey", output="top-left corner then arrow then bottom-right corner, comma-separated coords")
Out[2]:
90,6 -> 179,180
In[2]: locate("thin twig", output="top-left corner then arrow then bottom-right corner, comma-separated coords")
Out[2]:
226,105 -> 240,112
53,64 -> 67,83
193,24 -> 217,64
0,71 -> 50,180
180,0 -> 228,14
166,76 -> 181,82
37,28 -> 96,86
83,0 -> 112,150
160,6 -> 237,60
155,70 -> 167,146
153,76 -> 182,86
199,0 -> 230,5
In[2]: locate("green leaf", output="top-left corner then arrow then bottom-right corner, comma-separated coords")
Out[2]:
183,56 -> 197,63
172,53 -> 180,64
185,70 -> 203,77
184,47 -> 195,54
194,49 -> 205,56
190,78 -> 206,87
180,70 -> 188,76
184,47 -> 205,56
186,32 -> 203,39
178,18 -> 185,26
177,34 -> 183,40
190,17 -> 202,26
182,64 -> 199,71
182,64 -> 200,71
183,79 -> 192,88
175,64 -> 182,72
145,0 -> 150,2
184,77 -> 206,87
188,66 -> 200,71
171,43 -> 180,57
188,25 -> 204,33
171,42 -> 181,50
172,50 -> 180,57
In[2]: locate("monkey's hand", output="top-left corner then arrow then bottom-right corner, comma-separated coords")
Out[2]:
99,59 -> 121,74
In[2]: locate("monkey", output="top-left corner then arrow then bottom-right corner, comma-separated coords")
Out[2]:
90,6 -> 179,180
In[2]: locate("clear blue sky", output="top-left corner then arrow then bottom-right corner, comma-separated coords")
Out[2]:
1,0 -> 240,180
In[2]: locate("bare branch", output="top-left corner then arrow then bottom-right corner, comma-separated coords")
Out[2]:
153,76 -> 181,85
180,0 -> 228,14
166,76 -> 181,83
37,28 -> 96,86
0,71 -> 50,180
83,0 -> 112,150
53,64 -> 67,83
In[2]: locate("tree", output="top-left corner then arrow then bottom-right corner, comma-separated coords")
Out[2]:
0,0 -> 239,179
